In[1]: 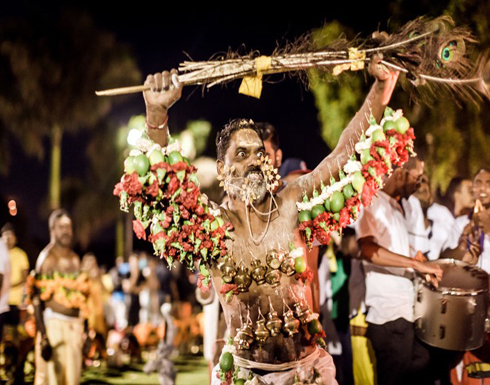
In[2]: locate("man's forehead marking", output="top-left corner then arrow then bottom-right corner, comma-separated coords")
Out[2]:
232,129 -> 260,141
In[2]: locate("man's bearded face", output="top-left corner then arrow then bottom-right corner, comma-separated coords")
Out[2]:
220,129 -> 268,204
51,215 -> 73,247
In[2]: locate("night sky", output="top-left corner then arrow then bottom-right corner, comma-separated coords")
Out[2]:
0,1 -> 442,265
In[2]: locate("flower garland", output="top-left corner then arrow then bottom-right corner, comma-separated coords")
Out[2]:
114,137 -> 233,274
298,106 -> 415,246
26,272 -> 90,313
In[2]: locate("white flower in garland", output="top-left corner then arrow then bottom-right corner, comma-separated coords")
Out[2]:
135,137 -> 155,152
290,246 -> 304,259
222,344 -> 237,355
343,159 -> 362,174
129,149 -> 143,157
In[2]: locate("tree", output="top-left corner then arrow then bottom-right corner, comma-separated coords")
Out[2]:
309,2 -> 490,193
0,10 -> 141,209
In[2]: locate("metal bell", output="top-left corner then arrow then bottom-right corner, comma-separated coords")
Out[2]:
294,301 -> 315,325
234,322 -> 255,350
266,249 -> 281,270
250,258 -> 267,285
220,258 -> 236,283
265,269 -> 282,288
283,309 -> 300,337
234,264 -> 252,292
266,310 -> 283,337
254,317 -> 270,345
280,253 -> 296,276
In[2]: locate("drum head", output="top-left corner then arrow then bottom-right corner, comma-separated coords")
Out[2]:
426,259 -> 488,293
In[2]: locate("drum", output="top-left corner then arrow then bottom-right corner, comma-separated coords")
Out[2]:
414,259 -> 489,351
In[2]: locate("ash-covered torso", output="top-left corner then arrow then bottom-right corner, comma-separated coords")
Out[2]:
210,190 -> 317,364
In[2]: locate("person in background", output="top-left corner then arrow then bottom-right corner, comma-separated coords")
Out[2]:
442,176 -> 473,218
442,169 -> 490,383
319,229 -> 355,385
355,157 -> 443,384
256,122 -> 283,169
0,233 -> 11,341
33,209 -> 84,385
127,252 -> 145,328
403,173 -> 455,260
1,223 -> 28,383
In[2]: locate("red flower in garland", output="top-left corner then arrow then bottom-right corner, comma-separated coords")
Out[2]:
339,207 -> 351,228
113,182 -> 123,196
133,220 -> 146,240
314,228 -> 331,245
361,178 -> 378,207
197,274 -> 211,293
345,197 -> 360,212
295,266 -> 314,284
219,283 -> 239,295
122,172 -> 143,196
146,180 -> 159,197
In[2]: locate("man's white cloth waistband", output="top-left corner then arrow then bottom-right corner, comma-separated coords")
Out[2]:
211,347 -> 338,385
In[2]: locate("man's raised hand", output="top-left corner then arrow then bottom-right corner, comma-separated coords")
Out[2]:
143,69 -> 183,127
368,54 -> 399,105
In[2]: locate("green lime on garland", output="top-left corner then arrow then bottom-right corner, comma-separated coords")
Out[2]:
383,120 -> 397,132
330,191 -> 345,213
295,256 -> 306,273
311,204 -> 326,219
307,319 -> 323,335
168,151 -> 183,165
133,154 -> 150,176
124,156 -> 135,173
395,117 -> 410,134
352,171 -> 366,193
148,149 -> 165,165
343,184 -> 355,200
299,210 -> 312,222
219,352 -> 234,371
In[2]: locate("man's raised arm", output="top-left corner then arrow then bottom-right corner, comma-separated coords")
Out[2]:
144,69 -> 184,147
286,55 -> 399,198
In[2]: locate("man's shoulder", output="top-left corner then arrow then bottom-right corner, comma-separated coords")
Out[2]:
36,245 -> 56,273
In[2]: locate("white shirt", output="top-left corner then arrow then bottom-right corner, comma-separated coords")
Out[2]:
403,196 -> 431,258
402,197 -> 455,260
355,191 -> 415,325
427,203 -> 455,260
0,240 -> 11,314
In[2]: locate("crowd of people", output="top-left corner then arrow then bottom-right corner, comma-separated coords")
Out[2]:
0,213 -> 208,384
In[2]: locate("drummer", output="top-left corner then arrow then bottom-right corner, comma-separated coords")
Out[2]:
354,156 -> 443,384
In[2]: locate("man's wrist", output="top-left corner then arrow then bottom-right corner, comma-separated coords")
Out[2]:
146,105 -> 168,127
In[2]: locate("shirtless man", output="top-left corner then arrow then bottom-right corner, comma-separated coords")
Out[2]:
33,209 -> 84,385
142,57 -> 442,384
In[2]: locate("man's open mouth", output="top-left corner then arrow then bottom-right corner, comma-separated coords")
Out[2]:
246,170 -> 263,181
